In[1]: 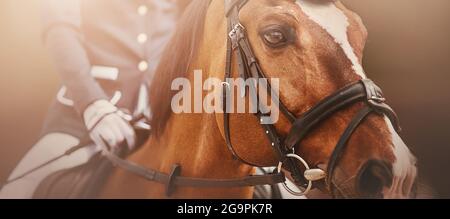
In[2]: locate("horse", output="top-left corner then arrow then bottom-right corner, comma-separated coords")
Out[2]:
100,0 -> 417,199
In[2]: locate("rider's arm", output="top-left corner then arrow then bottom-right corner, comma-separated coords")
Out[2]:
41,0 -> 108,114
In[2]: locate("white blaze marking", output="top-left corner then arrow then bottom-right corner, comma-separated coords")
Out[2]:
296,0 -> 366,78
384,116 -> 416,178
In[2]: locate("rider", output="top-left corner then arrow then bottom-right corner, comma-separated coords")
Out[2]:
0,0 -> 188,198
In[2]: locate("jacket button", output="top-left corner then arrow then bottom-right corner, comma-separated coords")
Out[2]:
138,61 -> 149,72
138,5 -> 148,16
137,33 -> 148,44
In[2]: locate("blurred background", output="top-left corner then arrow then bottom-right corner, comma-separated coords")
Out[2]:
0,0 -> 449,197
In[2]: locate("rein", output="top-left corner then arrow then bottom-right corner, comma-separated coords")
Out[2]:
0,114 -> 285,198
103,152 -> 284,197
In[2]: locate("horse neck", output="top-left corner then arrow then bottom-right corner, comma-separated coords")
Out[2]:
141,73 -> 255,198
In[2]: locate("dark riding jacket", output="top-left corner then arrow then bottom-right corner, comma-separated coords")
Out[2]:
40,0 -> 186,139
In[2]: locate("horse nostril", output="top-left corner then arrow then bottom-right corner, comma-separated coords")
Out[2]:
357,160 -> 393,198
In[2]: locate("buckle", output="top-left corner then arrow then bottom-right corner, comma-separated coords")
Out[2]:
361,79 -> 388,108
369,96 -> 386,103
228,23 -> 246,49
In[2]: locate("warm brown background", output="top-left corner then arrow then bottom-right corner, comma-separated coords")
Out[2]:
0,0 -> 449,197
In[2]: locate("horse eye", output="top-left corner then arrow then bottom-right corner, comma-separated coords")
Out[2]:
263,29 -> 287,47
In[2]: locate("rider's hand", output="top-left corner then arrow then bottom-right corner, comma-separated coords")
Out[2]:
83,100 -> 136,151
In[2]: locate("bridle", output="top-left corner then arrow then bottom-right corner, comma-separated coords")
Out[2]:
4,0 -> 402,198
221,0 -> 401,196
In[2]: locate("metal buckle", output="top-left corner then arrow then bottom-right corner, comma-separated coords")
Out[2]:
277,153 -> 326,196
369,96 -> 386,103
229,23 -> 246,38
362,79 -> 387,105
229,23 -> 246,49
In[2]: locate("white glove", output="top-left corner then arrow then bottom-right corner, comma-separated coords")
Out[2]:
83,100 -> 136,151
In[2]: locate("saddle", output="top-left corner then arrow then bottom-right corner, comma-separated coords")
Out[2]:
33,152 -> 113,199
33,128 -> 151,199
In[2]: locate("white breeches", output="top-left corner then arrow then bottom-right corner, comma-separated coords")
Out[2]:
0,133 -> 100,199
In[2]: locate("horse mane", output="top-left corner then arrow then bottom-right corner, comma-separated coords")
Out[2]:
149,0 -> 211,137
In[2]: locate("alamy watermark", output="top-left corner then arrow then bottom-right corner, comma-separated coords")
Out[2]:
171,70 -> 280,124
